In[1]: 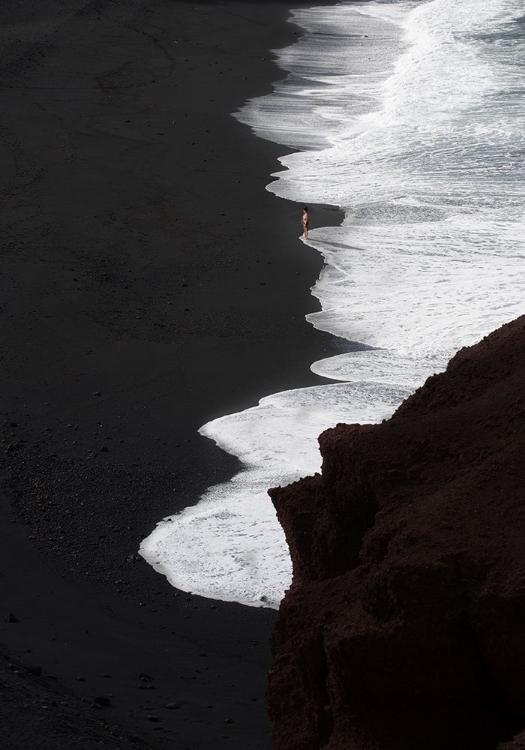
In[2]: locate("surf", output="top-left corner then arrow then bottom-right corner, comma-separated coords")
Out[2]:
141,0 -> 525,607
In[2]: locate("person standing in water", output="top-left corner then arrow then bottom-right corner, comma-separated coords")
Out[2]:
302,206 -> 309,239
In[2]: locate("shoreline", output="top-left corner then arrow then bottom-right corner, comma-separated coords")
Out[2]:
0,1 -> 342,747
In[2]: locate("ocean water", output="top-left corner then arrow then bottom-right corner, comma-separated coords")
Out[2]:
141,0 -> 525,607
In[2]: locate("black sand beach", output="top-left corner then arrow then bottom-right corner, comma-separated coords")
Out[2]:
1,2 -> 342,747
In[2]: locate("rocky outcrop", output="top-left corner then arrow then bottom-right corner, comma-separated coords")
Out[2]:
268,316 -> 525,750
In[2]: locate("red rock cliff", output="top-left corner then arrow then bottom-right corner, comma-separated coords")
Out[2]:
268,316 -> 525,750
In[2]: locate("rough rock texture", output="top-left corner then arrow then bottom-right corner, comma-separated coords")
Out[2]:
268,316 -> 525,750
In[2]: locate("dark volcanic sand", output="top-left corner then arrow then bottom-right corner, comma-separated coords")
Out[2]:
0,1 -> 344,748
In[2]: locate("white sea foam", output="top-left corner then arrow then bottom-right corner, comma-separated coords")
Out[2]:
141,0 -> 525,606
142,380 -> 408,608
